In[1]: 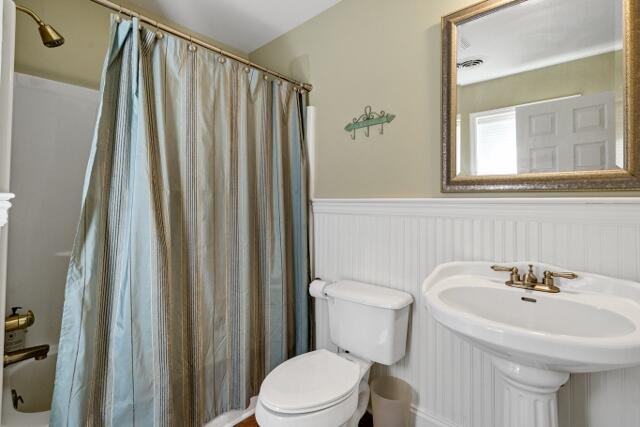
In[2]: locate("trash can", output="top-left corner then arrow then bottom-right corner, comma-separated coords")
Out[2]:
370,376 -> 412,427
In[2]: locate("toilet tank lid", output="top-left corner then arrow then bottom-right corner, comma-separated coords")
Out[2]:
325,280 -> 413,309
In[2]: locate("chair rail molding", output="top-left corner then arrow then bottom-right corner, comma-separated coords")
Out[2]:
312,197 -> 640,427
0,193 -> 14,228
312,197 -> 640,223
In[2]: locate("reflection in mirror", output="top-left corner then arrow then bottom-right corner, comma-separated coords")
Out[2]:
455,0 -> 623,177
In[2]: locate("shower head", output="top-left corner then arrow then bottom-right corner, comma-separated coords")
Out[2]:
38,23 -> 65,47
16,4 -> 65,48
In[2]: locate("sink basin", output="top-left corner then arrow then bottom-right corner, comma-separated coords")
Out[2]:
423,261 -> 640,427
429,274 -> 640,372
440,285 -> 635,337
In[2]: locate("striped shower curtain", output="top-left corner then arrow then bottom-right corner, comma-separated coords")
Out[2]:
51,17 -> 309,426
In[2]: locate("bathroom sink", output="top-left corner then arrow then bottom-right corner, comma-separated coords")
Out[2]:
427,273 -> 640,372
440,285 -> 635,337
423,262 -> 640,427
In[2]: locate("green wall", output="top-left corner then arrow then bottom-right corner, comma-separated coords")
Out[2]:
12,0 -> 637,197
14,0 -> 247,89
250,0 -> 639,197
14,0 -> 111,88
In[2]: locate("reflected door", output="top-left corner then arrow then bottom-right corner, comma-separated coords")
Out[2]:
516,92 -> 616,173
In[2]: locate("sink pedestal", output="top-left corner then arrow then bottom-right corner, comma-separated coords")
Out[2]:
424,262 -> 640,427
492,357 -> 569,427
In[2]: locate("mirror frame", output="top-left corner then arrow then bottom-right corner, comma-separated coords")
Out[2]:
442,0 -> 640,192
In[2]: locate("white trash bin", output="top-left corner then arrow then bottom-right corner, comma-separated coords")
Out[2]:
370,376 -> 412,427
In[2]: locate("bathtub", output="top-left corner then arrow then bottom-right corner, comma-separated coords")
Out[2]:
2,346 -> 57,426
204,397 -> 257,427
0,345 -> 255,427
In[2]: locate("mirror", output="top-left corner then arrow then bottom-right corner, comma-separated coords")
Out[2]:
442,0 -> 640,192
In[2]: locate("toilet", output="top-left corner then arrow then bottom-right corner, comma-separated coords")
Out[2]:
255,280 -> 413,427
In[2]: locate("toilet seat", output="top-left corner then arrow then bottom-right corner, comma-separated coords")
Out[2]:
255,388 -> 358,427
258,349 -> 361,414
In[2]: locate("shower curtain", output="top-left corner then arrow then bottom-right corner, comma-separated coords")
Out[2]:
51,18 -> 309,426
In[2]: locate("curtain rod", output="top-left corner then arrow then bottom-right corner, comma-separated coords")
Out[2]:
89,0 -> 313,92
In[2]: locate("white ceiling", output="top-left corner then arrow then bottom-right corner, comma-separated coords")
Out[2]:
126,0 -> 342,53
457,0 -> 623,86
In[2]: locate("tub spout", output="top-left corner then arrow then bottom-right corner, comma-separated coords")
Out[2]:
4,344 -> 49,367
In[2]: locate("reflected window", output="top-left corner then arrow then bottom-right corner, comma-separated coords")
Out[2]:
456,114 -> 461,175
469,95 -> 583,175
471,108 -> 517,175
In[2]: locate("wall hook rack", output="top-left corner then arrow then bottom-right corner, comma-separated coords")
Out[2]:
344,105 -> 395,140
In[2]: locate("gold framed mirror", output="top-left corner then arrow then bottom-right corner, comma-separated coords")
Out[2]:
442,0 -> 640,192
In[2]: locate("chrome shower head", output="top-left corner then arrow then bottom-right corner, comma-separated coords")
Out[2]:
16,4 -> 65,48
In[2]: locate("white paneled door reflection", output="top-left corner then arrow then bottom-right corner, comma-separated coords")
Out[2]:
516,92 -> 616,173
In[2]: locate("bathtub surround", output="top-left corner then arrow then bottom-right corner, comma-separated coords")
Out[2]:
0,0 -> 16,419
2,345 -> 58,425
0,216 -> 9,415
7,74 -> 98,348
52,18 -> 310,426
313,198 -> 640,427
0,194 -> 12,229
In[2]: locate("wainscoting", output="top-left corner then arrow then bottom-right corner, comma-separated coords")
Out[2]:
312,198 -> 640,427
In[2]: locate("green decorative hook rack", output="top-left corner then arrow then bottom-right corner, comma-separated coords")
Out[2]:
345,105 -> 395,140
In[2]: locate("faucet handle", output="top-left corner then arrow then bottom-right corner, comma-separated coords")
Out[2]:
491,265 -> 518,272
543,270 -> 577,287
543,270 -> 578,280
491,265 -> 520,282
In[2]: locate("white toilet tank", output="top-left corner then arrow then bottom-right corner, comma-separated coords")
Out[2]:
324,280 -> 413,365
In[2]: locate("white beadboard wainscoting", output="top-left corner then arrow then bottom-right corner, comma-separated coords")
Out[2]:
312,198 -> 640,427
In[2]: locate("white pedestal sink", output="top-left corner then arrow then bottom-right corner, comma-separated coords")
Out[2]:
423,261 -> 640,427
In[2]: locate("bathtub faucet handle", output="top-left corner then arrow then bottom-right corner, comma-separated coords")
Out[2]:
5,308 -> 35,332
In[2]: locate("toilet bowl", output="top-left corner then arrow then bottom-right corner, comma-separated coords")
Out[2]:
255,349 -> 371,427
256,280 -> 413,427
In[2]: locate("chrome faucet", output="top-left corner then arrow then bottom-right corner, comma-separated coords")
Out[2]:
491,264 -> 577,293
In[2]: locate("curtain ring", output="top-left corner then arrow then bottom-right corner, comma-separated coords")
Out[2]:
188,35 -> 197,52
134,12 -> 143,31
154,20 -> 163,40
115,6 -> 122,23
